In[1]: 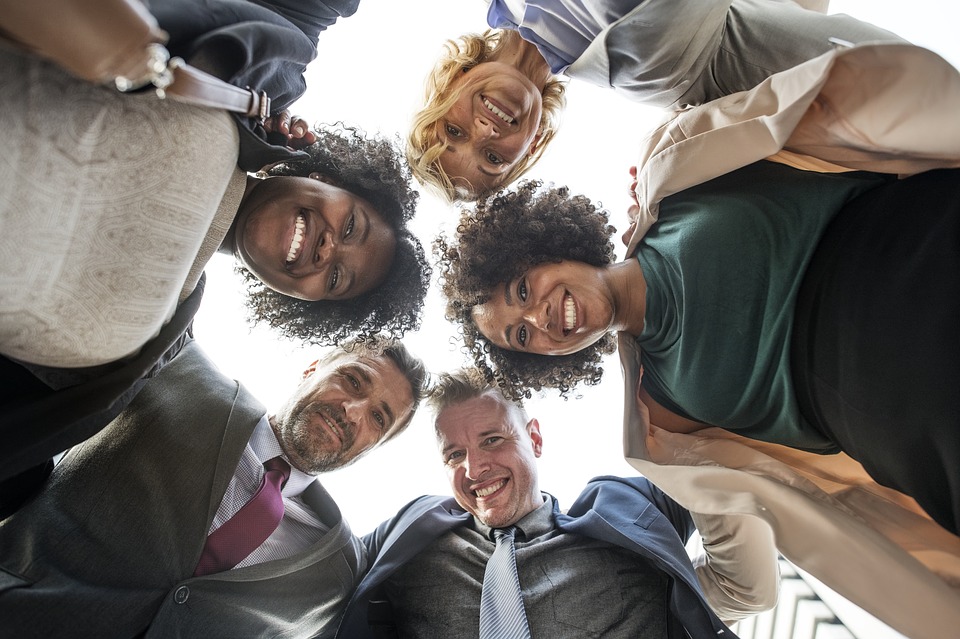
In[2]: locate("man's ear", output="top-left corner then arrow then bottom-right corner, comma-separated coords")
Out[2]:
308,171 -> 340,186
302,360 -> 319,380
527,418 -> 543,458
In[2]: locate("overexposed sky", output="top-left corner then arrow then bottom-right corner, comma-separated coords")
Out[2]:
193,0 -> 960,553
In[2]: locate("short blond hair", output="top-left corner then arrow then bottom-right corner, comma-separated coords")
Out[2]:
407,30 -> 566,203
428,368 -> 528,439
427,367 -> 492,417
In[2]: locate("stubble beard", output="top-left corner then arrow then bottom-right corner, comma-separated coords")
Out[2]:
279,402 -> 353,474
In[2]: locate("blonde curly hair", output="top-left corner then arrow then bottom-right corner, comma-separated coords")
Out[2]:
407,30 -> 565,203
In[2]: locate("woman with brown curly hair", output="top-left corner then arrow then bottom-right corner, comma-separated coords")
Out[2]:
436,162 -> 960,538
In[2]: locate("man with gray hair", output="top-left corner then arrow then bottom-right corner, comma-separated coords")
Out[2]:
336,368 -> 779,638
0,336 -> 426,638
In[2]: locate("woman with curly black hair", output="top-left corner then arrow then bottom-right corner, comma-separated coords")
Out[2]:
438,163 -> 960,537
232,125 -> 431,345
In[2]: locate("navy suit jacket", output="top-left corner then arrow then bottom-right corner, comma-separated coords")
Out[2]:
336,476 -> 738,639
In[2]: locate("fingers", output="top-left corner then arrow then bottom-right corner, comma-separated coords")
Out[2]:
621,220 -> 638,247
262,111 -> 316,149
289,116 -> 317,145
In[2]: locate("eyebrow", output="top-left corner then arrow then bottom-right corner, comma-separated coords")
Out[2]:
440,428 -> 502,455
339,206 -> 368,299
443,145 -> 501,179
502,283 -> 515,348
351,363 -> 396,428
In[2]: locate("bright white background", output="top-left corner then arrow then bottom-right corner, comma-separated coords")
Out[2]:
193,0 -> 959,550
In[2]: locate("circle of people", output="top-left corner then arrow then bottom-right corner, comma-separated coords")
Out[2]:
2,1 -> 959,638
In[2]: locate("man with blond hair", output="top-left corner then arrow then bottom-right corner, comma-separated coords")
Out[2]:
336,368 -> 778,638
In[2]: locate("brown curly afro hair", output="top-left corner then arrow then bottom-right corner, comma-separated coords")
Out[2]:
435,180 -> 618,400
238,125 -> 431,345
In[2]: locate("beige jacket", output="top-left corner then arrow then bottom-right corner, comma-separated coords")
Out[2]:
625,43 -> 960,255
618,42 -> 960,638
619,335 -> 960,637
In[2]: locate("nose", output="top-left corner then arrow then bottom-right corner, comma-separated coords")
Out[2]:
463,449 -> 490,481
314,226 -> 335,268
341,396 -> 365,429
522,300 -> 550,332
474,115 -> 499,141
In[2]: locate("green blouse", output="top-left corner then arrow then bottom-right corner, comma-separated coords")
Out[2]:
635,161 -> 887,452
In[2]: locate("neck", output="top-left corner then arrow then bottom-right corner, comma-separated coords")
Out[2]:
218,175 -> 261,256
491,32 -> 552,92
606,259 -> 647,336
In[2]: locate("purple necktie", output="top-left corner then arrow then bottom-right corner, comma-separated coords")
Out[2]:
194,456 -> 291,577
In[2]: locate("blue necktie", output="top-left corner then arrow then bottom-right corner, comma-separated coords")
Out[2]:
479,526 -> 532,639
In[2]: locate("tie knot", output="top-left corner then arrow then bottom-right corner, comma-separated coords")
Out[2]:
493,526 -> 516,543
264,456 -> 291,486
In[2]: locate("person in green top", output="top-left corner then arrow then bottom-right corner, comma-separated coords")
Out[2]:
435,161 -> 960,535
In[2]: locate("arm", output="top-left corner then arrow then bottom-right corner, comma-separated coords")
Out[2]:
624,360 -> 779,621
690,511 -> 780,622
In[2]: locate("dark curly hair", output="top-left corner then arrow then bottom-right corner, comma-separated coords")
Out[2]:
434,180 -> 618,401
238,125 -> 431,345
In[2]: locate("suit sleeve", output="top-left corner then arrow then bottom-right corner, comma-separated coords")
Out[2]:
690,511 -> 780,622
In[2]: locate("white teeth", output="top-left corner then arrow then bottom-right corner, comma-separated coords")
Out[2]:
482,98 -> 514,124
475,479 -> 506,498
286,214 -> 306,263
564,294 -> 576,331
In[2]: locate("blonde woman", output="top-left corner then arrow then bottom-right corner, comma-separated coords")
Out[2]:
410,1 -> 904,202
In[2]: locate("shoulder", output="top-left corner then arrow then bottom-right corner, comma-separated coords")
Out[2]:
569,476 -> 657,511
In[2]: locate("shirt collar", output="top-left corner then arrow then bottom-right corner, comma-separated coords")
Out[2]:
249,416 -> 315,498
472,492 -> 557,541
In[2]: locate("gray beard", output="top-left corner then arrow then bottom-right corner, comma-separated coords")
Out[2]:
281,405 -> 354,473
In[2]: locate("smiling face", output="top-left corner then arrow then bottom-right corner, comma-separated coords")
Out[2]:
471,260 -> 616,356
233,174 -> 397,301
437,391 -> 542,528
437,62 -> 543,194
271,350 -> 414,474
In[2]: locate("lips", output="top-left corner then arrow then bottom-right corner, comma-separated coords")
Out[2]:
481,95 -> 515,124
316,404 -> 346,446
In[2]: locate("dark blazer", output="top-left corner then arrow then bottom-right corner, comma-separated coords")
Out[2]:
336,476 -> 738,639
0,340 -> 364,639
0,0 -> 362,500
154,0 -> 361,170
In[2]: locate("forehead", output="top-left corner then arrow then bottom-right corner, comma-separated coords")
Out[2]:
471,285 -> 511,349
436,392 -> 521,443
317,351 -> 413,404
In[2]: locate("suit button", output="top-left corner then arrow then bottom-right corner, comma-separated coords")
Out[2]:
174,585 -> 190,604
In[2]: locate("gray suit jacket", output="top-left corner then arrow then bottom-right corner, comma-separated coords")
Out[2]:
565,0 -> 902,107
0,340 -> 364,639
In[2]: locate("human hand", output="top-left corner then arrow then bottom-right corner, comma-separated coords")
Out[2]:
622,165 -> 640,246
634,365 -> 650,420
263,111 -> 317,149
